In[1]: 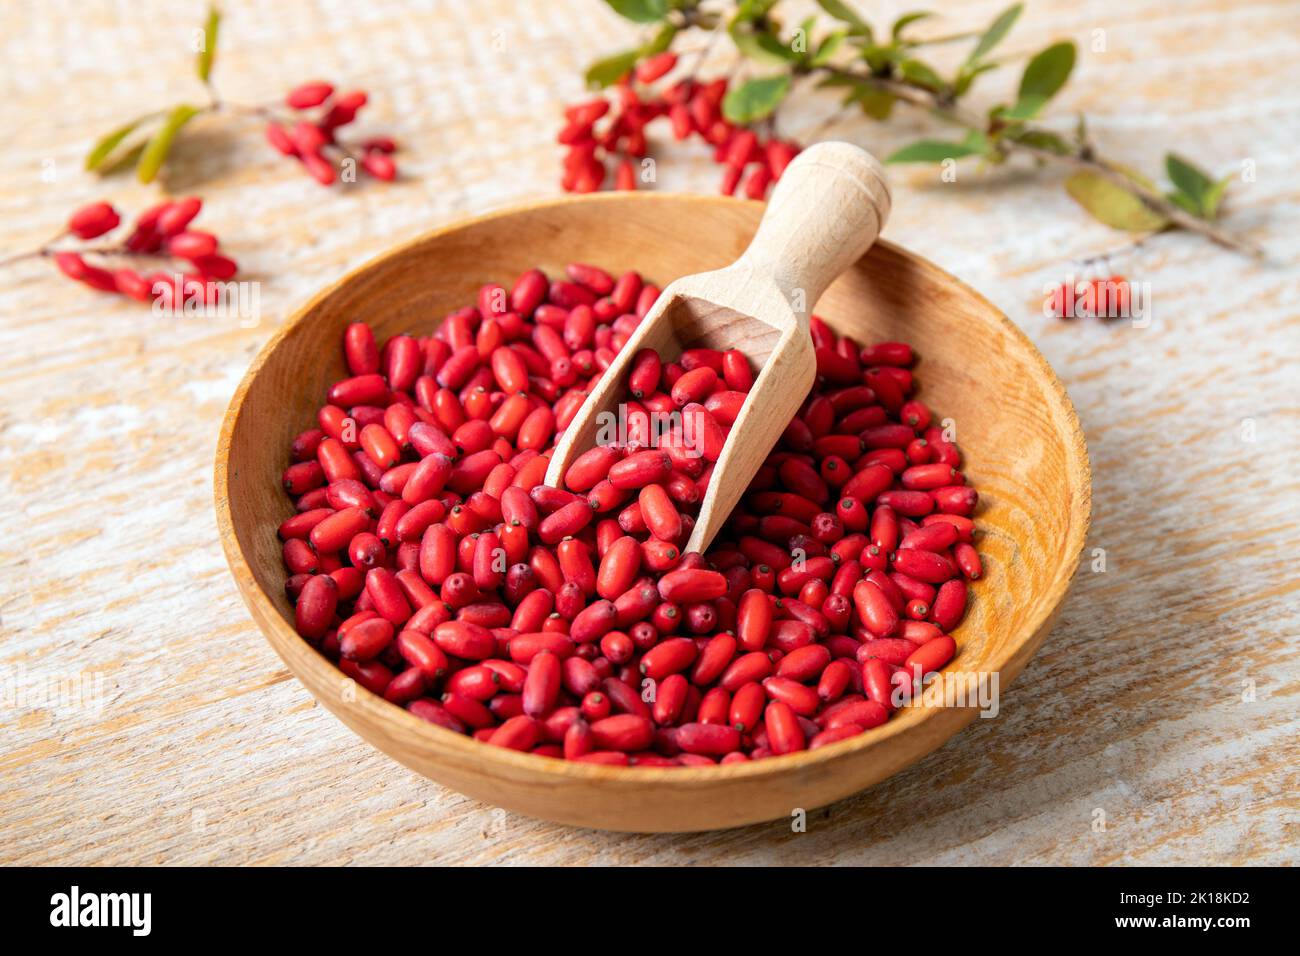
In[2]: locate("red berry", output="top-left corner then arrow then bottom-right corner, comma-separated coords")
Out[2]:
634,51 -> 677,84
302,151 -> 336,185
286,81 -> 335,110
113,268 -> 152,301
156,198 -> 202,237
167,230 -> 219,260
68,201 -> 120,240
266,123 -> 297,156
361,152 -> 396,181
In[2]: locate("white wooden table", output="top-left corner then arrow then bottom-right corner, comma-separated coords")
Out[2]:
2,0 -> 1296,865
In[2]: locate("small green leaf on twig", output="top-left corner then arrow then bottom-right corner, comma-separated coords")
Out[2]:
729,19 -> 802,66
602,0 -> 668,23
196,5 -> 221,83
85,118 -> 149,172
723,75 -> 792,123
815,0 -> 873,38
585,49 -> 640,89
644,22 -> 678,55
966,3 -> 1022,65
887,138 -> 986,163
1008,129 -> 1072,154
1166,153 -> 1231,219
811,30 -> 847,66
137,104 -> 200,183
1013,41 -> 1075,117
1065,171 -> 1169,231
898,58 -> 946,93
891,12 -> 933,41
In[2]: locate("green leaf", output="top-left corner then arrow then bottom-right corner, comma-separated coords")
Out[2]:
898,58 -> 945,93
729,21 -> 802,66
886,139 -> 986,163
953,60 -> 998,97
1014,41 -> 1075,115
892,12 -> 933,41
1008,129 -> 1071,154
842,84 -> 894,120
722,74 -> 792,124
602,0 -> 668,23
99,141 -> 148,176
1064,171 -> 1168,232
816,0 -> 872,38
196,5 -> 220,83
1165,190 -> 1201,216
85,117 -> 148,172
1201,177 -> 1231,220
811,30 -> 847,66
136,104 -> 200,183
585,48 -> 639,88
644,21 -> 678,55
967,3 -> 1022,64
1165,153 -> 1229,218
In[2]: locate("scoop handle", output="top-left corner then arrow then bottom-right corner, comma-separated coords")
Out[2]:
736,141 -> 892,322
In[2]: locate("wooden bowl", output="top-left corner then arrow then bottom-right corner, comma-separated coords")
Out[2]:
215,194 -> 1091,832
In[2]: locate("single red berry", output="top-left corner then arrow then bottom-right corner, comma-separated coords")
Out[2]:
113,268 -> 152,301
53,251 -> 88,280
286,81 -> 335,110
615,159 -> 636,191
56,252 -> 116,292
68,201 -> 121,239
361,152 -> 397,181
156,198 -> 202,237
266,123 -> 297,156
290,121 -> 330,155
634,51 -> 677,84
191,254 -> 238,280
362,136 -> 396,154
302,151 -> 336,185
167,230 -> 219,260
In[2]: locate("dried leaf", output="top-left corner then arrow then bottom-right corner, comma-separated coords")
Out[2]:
1064,171 -> 1168,232
85,117 -> 148,172
136,104 -> 201,184
196,5 -> 221,83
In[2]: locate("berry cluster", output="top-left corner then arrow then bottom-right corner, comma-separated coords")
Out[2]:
560,53 -> 802,198
1050,275 -> 1133,320
265,82 -> 398,186
51,198 -> 237,305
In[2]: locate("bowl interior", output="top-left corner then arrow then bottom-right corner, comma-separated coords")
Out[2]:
216,193 -> 1090,831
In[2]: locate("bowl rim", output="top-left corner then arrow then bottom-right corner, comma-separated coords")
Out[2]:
215,191 -> 1092,784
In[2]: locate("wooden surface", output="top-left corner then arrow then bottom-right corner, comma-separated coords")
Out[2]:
1,0 -> 1296,863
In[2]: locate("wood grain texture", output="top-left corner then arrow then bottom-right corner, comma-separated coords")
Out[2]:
1,0 -> 1297,862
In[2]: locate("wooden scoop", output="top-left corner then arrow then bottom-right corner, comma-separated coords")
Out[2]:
544,141 -> 892,555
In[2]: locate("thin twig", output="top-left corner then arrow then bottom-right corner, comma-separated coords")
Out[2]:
824,69 -> 1264,258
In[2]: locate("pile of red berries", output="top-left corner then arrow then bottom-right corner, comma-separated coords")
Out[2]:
265,82 -> 397,186
560,52 -> 802,198
278,260 -> 980,765
51,198 -> 237,305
